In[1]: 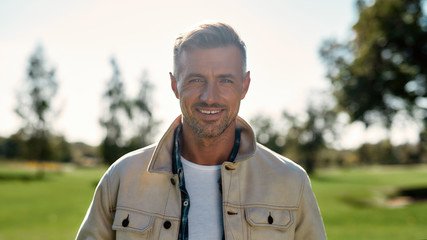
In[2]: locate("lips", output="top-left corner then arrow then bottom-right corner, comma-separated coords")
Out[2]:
194,103 -> 226,117
195,105 -> 225,121
197,108 -> 223,118
199,109 -> 221,115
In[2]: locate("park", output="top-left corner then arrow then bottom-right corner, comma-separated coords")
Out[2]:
1,0 -> 427,239
1,162 -> 427,239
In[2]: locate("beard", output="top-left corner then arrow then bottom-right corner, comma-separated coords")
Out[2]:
184,102 -> 237,138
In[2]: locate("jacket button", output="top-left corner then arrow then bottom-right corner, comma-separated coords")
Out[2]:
163,220 -> 172,229
183,200 -> 189,206
225,164 -> 236,170
170,178 -> 176,185
268,215 -> 274,224
227,210 -> 238,215
122,214 -> 130,227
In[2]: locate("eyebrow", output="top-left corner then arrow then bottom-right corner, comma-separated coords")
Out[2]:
186,73 -> 205,79
185,73 -> 236,79
217,74 -> 235,79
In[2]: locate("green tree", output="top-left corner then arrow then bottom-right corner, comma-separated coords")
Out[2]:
357,139 -> 398,164
126,70 -> 160,151
320,0 -> 427,144
282,97 -> 338,174
99,57 -> 132,164
0,135 -> 22,159
99,60 -> 160,164
14,45 -> 59,176
50,135 -> 72,163
250,114 -> 286,155
251,93 -> 339,174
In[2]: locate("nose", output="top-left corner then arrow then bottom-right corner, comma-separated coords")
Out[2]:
200,82 -> 219,104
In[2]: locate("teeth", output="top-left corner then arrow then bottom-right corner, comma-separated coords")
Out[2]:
200,110 -> 220,114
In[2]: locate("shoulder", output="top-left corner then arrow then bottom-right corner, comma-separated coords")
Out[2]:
251,143 -> 308,180
236,143 -> 311,207
106,144 -> 157,177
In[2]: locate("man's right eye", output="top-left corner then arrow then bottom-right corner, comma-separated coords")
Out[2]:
189,78 -> 202,83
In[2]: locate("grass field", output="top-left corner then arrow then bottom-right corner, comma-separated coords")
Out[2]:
313,166 -> 427,239
0,162 -> 427,240
0,163 -> 107,240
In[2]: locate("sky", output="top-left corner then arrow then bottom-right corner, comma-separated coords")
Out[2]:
0,0 -> 420,148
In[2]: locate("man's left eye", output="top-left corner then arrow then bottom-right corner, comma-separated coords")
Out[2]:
221,79 -> 233,83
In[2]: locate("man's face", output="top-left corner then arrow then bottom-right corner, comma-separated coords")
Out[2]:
171,45 -> 250,138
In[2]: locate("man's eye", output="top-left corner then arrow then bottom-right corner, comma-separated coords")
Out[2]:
221,79 -> 233,83
189,78 -> 202,83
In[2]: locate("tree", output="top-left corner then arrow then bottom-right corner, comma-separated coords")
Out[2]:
282,96 -> 339,174
125,70 -> 160,151
251,93 -> 339,174
14,45 -> 59,176
50,135 -> 72,163
320,0 -> 427,135
99,57 -> 132,164
99,59 -> 160,165
357,139 -> 398,165
250,114 -> 286,154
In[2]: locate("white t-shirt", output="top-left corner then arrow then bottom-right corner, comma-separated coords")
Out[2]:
181,157 -> 223,240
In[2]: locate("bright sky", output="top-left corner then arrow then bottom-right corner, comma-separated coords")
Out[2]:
0,0 -> 420,148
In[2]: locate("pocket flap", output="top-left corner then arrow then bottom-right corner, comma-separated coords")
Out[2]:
245,208 -> 293,230
112,208 -> 154,233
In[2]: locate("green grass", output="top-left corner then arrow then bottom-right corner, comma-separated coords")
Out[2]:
0,163 -> 107,240
0,163 -> 427,239
312,165 -> 427,240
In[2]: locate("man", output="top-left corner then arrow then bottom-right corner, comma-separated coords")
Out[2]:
76,22 -> 327,240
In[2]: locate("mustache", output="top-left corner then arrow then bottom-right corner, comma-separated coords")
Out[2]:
194,102 -> 227,109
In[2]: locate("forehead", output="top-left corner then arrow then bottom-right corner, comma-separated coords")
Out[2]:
177,45 -> 243,77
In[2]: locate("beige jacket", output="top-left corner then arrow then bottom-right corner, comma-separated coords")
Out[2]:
76,116 -> 327,240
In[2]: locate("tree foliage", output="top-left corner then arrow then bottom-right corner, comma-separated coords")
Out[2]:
250,115 -> 286,154
99,58 -> 158,164
320,0 -> 427,128
251,93 -> 339,174
125,70 -> 160,151
286,104 -> 338,174
99,57 -> 131,164
14,45 -> 59,164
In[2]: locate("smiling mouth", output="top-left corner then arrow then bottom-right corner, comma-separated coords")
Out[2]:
199,109 -> 221,115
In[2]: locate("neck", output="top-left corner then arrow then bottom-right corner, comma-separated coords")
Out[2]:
181,122 -> 236,166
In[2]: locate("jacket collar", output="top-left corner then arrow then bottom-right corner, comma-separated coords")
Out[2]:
147,115 -> 257,174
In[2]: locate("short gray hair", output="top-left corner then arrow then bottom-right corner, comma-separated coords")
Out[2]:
173,22 -> 247,78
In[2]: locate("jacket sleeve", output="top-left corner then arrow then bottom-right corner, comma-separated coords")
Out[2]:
294,175 -> 327,240
76,171 -> 115,240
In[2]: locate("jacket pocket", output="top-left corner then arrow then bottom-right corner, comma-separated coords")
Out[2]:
112,209 -> 153,238
245,207 -> 294,239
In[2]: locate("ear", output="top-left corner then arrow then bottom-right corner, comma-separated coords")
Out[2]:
241,71 -> 251,100
170,72 -> 179,99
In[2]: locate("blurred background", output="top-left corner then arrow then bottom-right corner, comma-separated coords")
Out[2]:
1,0 -> 426,239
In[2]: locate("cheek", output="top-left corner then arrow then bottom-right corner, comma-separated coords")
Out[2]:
179,91 -> 195,111
225,89 -> 244,103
